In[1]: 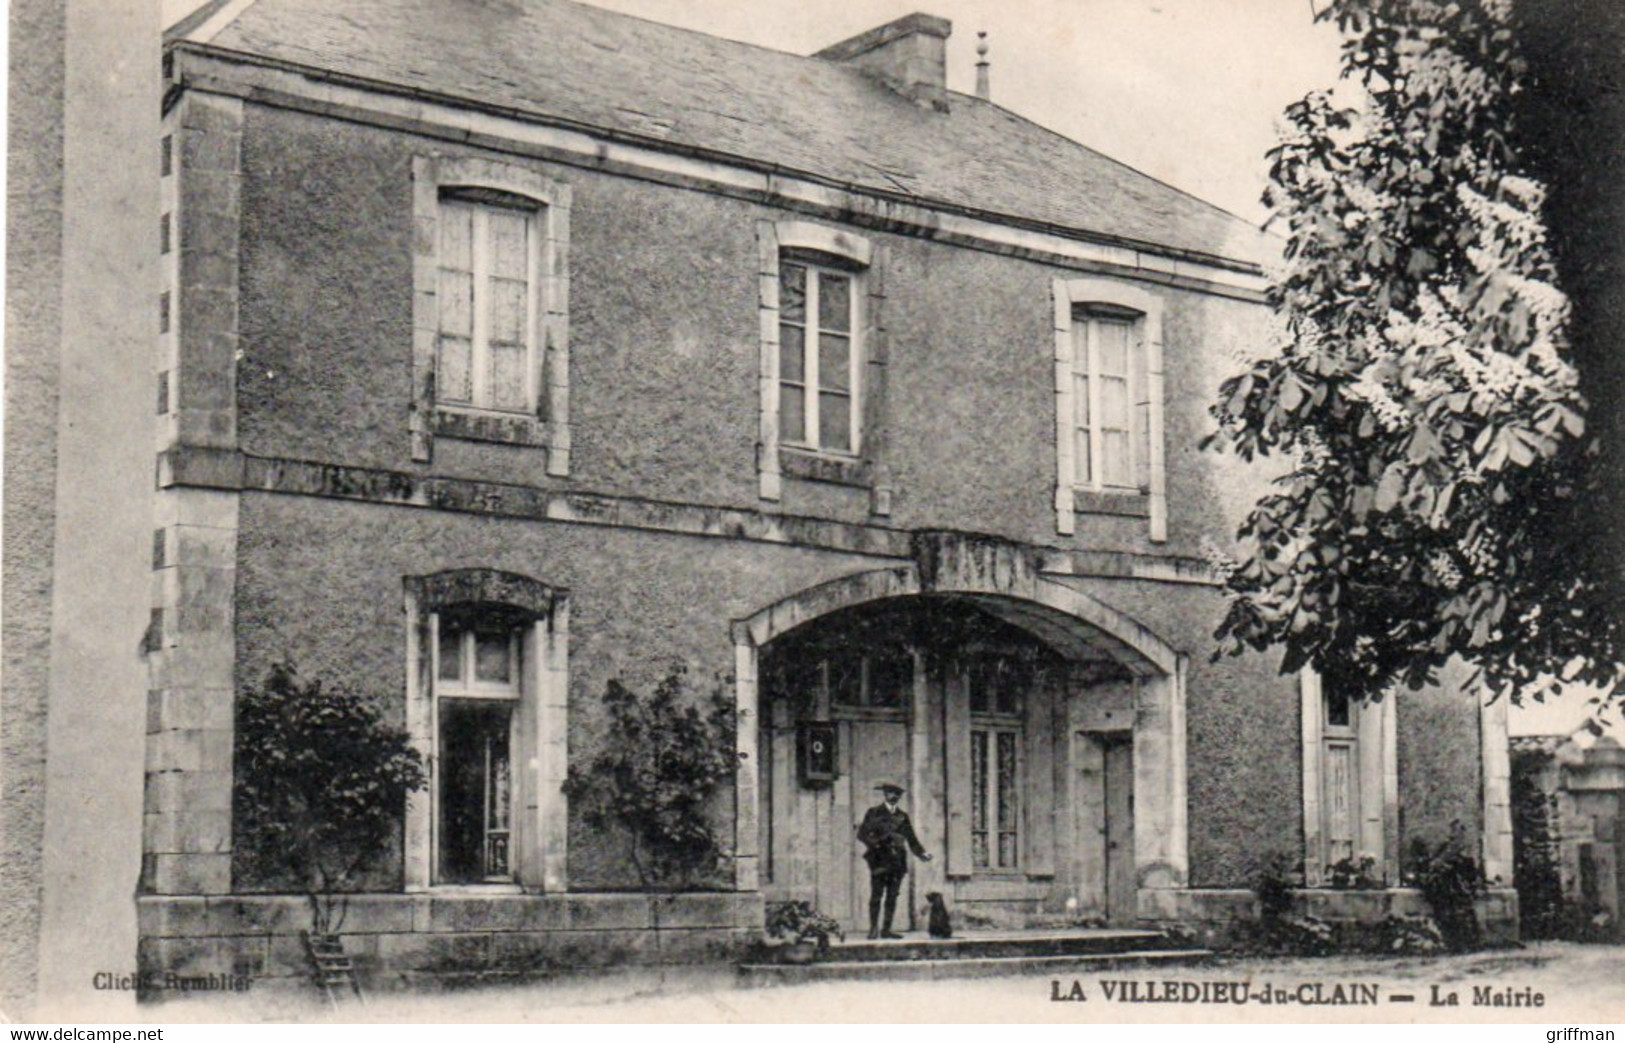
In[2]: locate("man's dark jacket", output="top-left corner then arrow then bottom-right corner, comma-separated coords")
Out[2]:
857,803 -> 927,874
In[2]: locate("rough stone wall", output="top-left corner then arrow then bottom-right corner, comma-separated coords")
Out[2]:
231,105 -> 1274,559
1058,576 -> 1302,888
1396,667 -> 1485,870
231,491 -> 894,891
2,0 -> 65,1015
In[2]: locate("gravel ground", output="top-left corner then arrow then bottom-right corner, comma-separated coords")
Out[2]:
141,941 -> 1625,1025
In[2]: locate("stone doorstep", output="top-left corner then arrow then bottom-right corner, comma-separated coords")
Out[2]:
828,927 -> 1169,963
138,891 -> 764,939
201,926 -> 758,983
738,949 -> 1213,986
1144,887 -> 1520,926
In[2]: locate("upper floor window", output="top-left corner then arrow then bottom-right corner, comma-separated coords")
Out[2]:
1070,308 -> 1143,492
411,156 -> 572,474
755,221 -> 892,515
1052,278 -> 1168,541
436,193 -> 540,416
778,259 -> 860,455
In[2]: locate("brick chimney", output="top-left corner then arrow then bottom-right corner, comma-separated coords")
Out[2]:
814,13 -> 952,112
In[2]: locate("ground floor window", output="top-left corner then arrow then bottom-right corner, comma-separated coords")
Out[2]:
1321,684 -> 1359,866
968,652 -> 1026,872
405,569 -> 569,893
971,725 -> 1020,870
438,699 -> 514,882
435,619 -> 521,884
1301,669 -> 1396,886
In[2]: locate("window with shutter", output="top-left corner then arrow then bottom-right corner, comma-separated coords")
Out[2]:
410,156 -> 571,471
1052,279 -> 1167,540
1299,670 -> 1397,886
436,196 -> 539,416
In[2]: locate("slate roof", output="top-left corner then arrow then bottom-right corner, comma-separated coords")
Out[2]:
170,0 -> 1265,267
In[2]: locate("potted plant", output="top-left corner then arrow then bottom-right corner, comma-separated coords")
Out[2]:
765,901 -> 845,964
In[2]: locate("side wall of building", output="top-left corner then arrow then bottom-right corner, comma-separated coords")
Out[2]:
3,0 -> 158,1019
2,0 -> 67,1015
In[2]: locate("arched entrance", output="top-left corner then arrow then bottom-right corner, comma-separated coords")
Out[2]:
730,534 -> 1188,931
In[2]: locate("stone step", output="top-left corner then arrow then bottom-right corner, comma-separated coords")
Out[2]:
739,948 -> 1213,986
829,928 -> 1170,963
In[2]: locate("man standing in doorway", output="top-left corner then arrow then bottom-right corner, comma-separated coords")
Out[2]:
857,781 -> 932,939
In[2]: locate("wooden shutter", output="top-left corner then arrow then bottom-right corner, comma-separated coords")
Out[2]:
1024,667 -> 1056,876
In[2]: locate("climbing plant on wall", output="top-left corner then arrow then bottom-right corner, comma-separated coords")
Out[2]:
563,663 -> 743,891
235,661 -> 427,935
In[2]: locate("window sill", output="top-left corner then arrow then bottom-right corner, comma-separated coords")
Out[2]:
1072,487 -> 1151,518
950,877 -> 1050,901
434,407 -> 548,449
779,446 -> 871,488
830,705 -> 908,722
420,882 -> 524,894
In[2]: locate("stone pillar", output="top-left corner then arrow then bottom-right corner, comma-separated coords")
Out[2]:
402,602 -> 433,892
141,86 -> 245,900
909,646 -> 946,896
1133,661 -> 1188,913
734,640 -> 761,891
143,489 -> 239,896
753,222 -> 782,503
539,599 -> 571,891
171,93 -> 242,450
1481,694 -> 1515,887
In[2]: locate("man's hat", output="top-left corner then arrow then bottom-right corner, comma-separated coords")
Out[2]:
874,781 -> 905,796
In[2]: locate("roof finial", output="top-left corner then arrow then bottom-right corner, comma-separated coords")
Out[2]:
975,31 -> 990,101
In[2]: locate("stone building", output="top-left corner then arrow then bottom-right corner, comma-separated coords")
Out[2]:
137,0 -> 1516,983
1511,733 -> 1625,940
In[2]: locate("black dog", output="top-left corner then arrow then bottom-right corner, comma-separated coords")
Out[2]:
925,892 -> 953,939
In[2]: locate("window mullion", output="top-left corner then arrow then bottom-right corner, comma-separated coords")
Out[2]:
526,212 -> 539,417
471,209 -> 491,409
1087,321 -> 1104,491
806,270 -> 821,448
1128,326 -> 1140,488
849,276 -> 862,456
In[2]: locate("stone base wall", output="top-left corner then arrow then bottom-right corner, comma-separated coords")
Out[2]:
137,891 -> 763,996
1141,886 -> 1519,947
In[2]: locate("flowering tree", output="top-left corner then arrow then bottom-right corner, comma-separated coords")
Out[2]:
1208,0 -> 1618,708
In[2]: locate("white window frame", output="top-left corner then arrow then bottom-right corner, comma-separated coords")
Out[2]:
777,259 -> 863,457
434,196 -> 542,417
1070,310 -> 1140,492
1052,278 -> 1167,541
967,652 -> 1025,875
969,721 -> 1023,874
411,156 -> 571,473
1299,669 -> 1398,887
756,221 -> 887,508
403,573 -> 570,894
431,619 -> 521,885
